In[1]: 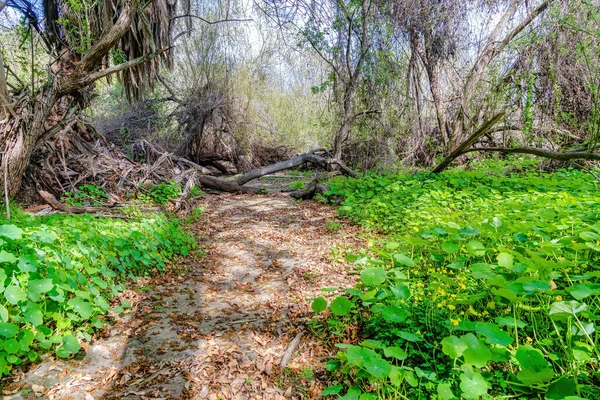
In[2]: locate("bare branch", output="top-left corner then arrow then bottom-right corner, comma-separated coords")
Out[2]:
462,147 -> 600,161
171,14 -> 252,24
59,48 -> 171,95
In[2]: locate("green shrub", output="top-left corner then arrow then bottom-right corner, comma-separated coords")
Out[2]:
314,168 -> 600,399
147,181 -> 182,205
62,184 -> 109,206
0,211 -> 194,374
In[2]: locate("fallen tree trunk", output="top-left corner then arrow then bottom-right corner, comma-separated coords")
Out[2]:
39,190 -> 111,214
196,152 -> 359,194
461,147 -> 600,161
432,112 -> 505,173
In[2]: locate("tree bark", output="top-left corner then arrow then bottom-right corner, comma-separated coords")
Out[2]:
197,152 -> 358,194
432,112 -> 505,173
2,87 -> 57,195
461,147 -> 600,161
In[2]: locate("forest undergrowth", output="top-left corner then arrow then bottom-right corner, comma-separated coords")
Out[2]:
312,159 -> 600,400
0,207 -> 194,376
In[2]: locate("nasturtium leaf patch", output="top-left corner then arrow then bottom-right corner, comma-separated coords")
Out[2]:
515,345 -> 554,385
441,335 -> 468,359
393,253 -> 415,267
62,334 -> 81,354
473,322 -> 514,346
0,225 -> 23,240
497,253 -> 513,268
67,298 -> 94,320
339,387 -> 361,400
466,240 -> 486,256
0,323 -> 18,338
325,359 -> 341,371
546,377 -> 577,400
549,301 -> 587,321
442,241 -> 459,254
330,296 -> 353,316
382,305 -> 409,323
495,316 -> 527,329
0,305 -> 8,322
0,250 -> 17,264
27,279 -> 54,301
360,267 -> 387,286
24,308 -> 43,327
4,285 -> 26,305
4,338 -> 20,354
311,297 -> 327,313
460,367 -> 488,399
567,284 -> 600,300
18,255 -> 38,272
579,231 -> 599,241
437,383 -> 455,400
383,346 -> 407,360
461,333 -> 490,368
398,330 -> 423,342
390,284 -> 410,299
322,384 -> 343,395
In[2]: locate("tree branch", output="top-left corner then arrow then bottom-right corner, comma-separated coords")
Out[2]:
59,48 -> 170,95
461,147 -> 600,161
171,14 -> 252,24
78,0 -> 137,73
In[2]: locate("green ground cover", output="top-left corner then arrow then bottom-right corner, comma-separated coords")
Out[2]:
0,209 -> 194,374
314,163 -> 600,399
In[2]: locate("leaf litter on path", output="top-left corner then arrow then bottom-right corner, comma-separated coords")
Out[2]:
4,194 -> 366,399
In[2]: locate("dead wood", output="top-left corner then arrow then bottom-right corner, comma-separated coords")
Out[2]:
39,190 -> 111,214
279,332 -> 303,370
194,152 -> 358,195
432,112 -> 505,173
461,147 -> 600,161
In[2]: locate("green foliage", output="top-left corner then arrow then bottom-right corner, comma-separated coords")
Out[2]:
288,181 -> 305,190
0,211 -> 193,374
62,185 -> 109,206
316,166 -> 600,398
146,181 -> 182,205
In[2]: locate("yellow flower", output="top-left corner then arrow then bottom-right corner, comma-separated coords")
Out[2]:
448,304 -> 456,311
459,283 -> 467,290
555,295 -> 563,301
487,302 -> 496,310
450,318 -> 461,326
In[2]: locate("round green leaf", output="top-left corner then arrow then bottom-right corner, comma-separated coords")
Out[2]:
460,367 -> 488,399
4,338 -> 20,354
4,285 -> 26,305
330,296 -> 353,316
497,253 -> 513,269
360,267 -> 387,286
546,377 -> 577,400
466,241 -> 486,256
0,323 -> 19,338
473,322 -> 514,347
382,305 -> 409,323
441,335 -> 468,359
0,250 -> 17,264
62,334 -> 81,354
461,333 -> 490,368
322,384 -> 343,396
0,225 -> 23,240
67,298 -> 94,320
383,346 -> 407,361
442,241 -> 459,254
311,297 -> 327,313
579,231 -> 599,241
393,253 -> 415,267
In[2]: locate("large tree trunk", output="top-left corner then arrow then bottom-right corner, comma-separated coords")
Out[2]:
2,87 -> 57,195
332,88 -> 354,162
197,151 -> 358,194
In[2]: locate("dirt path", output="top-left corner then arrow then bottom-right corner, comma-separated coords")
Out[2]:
5,194 -> 364,400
